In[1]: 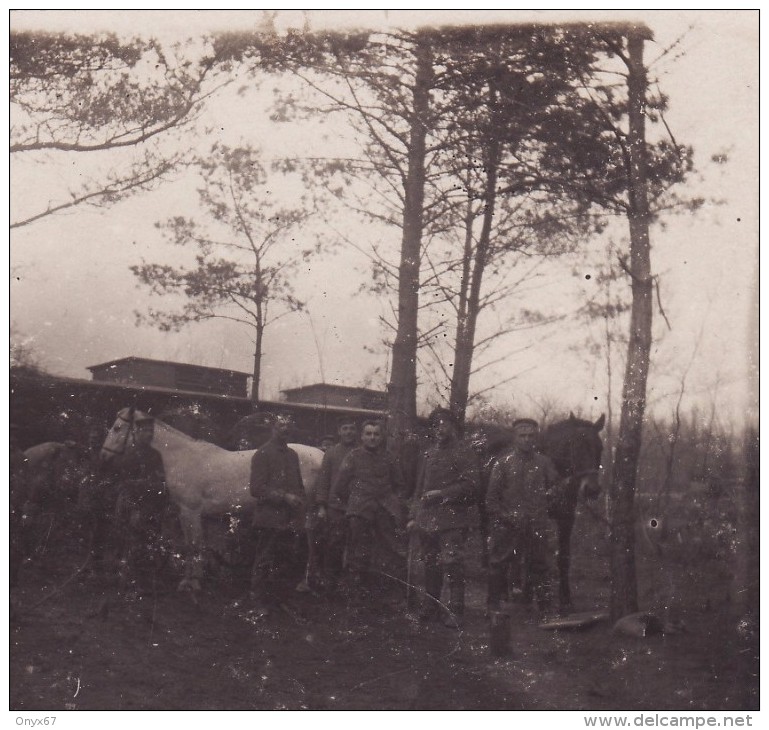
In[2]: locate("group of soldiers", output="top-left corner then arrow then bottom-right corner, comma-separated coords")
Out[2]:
11,406 -> 566,630
247,407 -> 564,627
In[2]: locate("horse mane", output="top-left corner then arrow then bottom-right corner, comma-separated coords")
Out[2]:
120,408 -> 201,444
545,417 -> 595,435
153,418 -> 200,443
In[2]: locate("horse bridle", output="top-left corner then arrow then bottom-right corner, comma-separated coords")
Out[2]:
101,409 -> 136,457
554,435 -> 602,495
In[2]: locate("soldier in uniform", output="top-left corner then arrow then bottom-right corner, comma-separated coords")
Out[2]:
485,417 -> 560,618
409,408 -> 480,629
248,412 -> 306,616
318,434 -> 336,453
77,422 -> 118,579
331,419 -> 405,591
311,416 -> 359,591
113,415 -> 169,593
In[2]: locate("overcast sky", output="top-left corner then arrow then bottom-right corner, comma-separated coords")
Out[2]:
9,10 -> 758,426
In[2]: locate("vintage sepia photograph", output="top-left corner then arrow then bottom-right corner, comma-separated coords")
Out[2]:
9,9 -> 759,714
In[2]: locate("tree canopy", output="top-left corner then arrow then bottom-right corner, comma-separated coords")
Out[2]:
10,31 -> 226,228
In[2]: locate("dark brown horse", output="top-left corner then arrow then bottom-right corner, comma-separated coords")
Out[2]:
541,413 -> 605,610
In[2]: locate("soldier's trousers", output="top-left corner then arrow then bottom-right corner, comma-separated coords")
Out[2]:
420,528 -> 468,568
249,527 -> 305,603
307,509 -> 347,586
419,528 -> 468,616
347,512 -> 403,579
488,517 -> 554,606
78,478 -> 118,574
116,517 -> 166,591
114,493 -> 169,591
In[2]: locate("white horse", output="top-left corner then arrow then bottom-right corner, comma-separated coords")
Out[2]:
100,407 -> 323,591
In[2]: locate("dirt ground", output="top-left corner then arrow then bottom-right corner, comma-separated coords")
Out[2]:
9,507 -> 758,712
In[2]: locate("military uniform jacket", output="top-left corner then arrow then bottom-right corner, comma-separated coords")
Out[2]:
410,440 -> 480,532
314,442 -> 356,511
250,438 -> 306,530
119,445 -> 166,513
331,446 -> 405,523
486,449 -> 559,525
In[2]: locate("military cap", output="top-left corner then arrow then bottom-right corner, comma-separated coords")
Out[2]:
512,418 -> 539,430
337,414 -> 358,428
428,407 -> 458,427
264,410 -> 295,425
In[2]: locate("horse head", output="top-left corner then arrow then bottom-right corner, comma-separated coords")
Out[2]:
542,413 -> 605,504
100,406 -> 140,463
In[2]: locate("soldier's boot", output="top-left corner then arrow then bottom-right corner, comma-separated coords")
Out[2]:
302,530 -> 326,592
324,537 -> 345,593
117,558 -> 133,595
443,565 -> 465,630
533,583 -> 554,622
341,569 -> 367,600
487,564 -> 506,612
248,577 -> 275,618
248,562 -> 273,618
419,564 -> 443,622
247,593 -> 271,618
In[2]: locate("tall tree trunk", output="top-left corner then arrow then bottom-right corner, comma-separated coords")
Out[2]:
449,83 -> 500,427
450,144 -> 499,426
251,322 -> 263,402
453,187 -> 475,391
609,30 -> 652,621
450,202 -> 475,427
603,244 -> 616,490
387,35 -> 432,448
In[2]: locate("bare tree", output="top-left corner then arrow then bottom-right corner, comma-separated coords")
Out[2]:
131,144 -> 315,400
214,24 -> 606,439
546,25 -> 701,619
213,26 -> 445,445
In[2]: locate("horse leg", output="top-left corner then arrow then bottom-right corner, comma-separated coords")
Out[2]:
557,514 -> 575,612
177,508 -> 204,593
